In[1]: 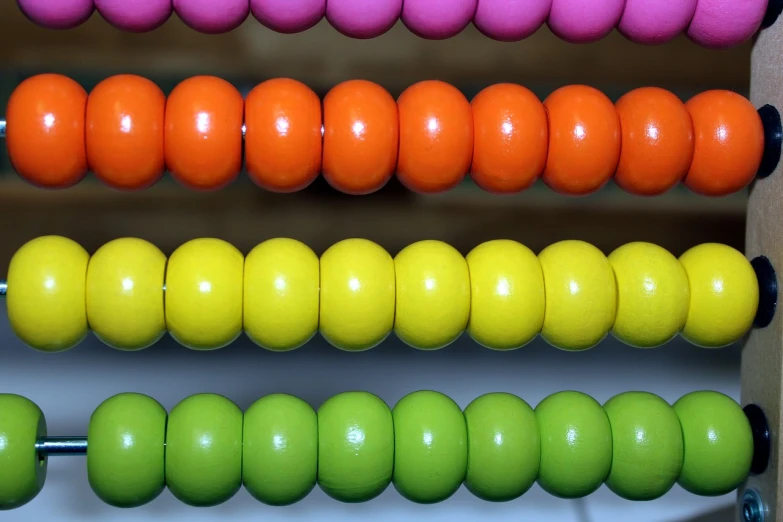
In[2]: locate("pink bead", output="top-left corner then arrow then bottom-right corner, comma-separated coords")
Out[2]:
250,0 -> 325,33
173,0 -> 249,33
619,0 -> 696,44
548,0 -> 624,43
402,0 -> 477,39
17,0 -> 94,29
327,0 -> 402,38
95,0 -> 172,31
687,0 -> 766,49
474,0 -> 551,41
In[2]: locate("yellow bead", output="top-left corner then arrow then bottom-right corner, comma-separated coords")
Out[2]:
244,239 -> 319,352
7,236 -> 89,352
165,238 -> 244,350
608,242 -> 689,348
538,240 -> 616,351
679,244 -> 758,348
86,238 -> 166,351
320,239 -> 395,351
394,240 -> 470,350
466,240 -> 544,350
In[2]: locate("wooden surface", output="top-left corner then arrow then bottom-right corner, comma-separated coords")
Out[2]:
744,20 -> 783,522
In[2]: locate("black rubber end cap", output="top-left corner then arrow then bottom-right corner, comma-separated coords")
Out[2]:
763,0 -> 783,28
758,105 -> 782,179
752,256 -> 777,329
744,404 -> 771,475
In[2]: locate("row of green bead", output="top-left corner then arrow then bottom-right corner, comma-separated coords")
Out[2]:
0,389 -> 753,510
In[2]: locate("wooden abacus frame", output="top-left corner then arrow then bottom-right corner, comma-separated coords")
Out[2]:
744,23 -> 782,522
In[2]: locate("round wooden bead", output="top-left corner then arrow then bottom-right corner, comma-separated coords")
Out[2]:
326,0 -> 401,38
243,394 -> 317,505
393,391 -> 467,503
548,0 -> 624,43
608,242 -> 689,348
401,0 -> 476,39
603,392 -> 683,501
0,394 -> 47,510
470,83 -> 547,194
538,240 -> 616,351
535,391 -> 612,498
615,87 -> 694,196
323,80 -> 399,195
166,394 -> 243,506
86,238 -> 167,351
7,236 -> 89,352
6,74 -> 88,188
678,244 -> 758,348
320,239 -> 395,351
543,85 -> 620,195
674,391 -> 753,496
250,0 -> 325,33
397,81 -> 473,194
165,76 -> 244,190
464,393 -> 540,501
94,0 -> 173,31
244,239 -> 319,351
87,393 -> 167,507
466,240 -> 545,350
394,240 -> 470,350
687,0 -> 766,49
165,238 -> 244,350
473,0 -> 551,41
618,0 -> 696,45
245,78 -> 322,192
318,392 -> 394,502
684,90 -> 763,196
17,0 -> 94,28
86,75 -> 165,190
173,0 -> 249,33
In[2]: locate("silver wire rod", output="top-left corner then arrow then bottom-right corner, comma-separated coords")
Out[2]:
35,437 -> 87,456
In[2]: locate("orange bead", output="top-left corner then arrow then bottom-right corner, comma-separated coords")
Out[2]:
245,78 -> 322,193
165,76 -> 244,191
543,85 -> 620,196
86,75 -> 166,191
684,90 -> 764,196
470,83 -> 547,194
323,80 -> 399,195
615,87 -> 694,196
397,80 -> 473,194
6,74 -> 88,188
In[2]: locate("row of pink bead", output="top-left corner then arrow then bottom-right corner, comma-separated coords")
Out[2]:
18,0 -> 768,48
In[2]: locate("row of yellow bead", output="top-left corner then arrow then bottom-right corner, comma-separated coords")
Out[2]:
5,236 -> 758,353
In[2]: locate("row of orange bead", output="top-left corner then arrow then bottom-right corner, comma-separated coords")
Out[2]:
5,73 -> 765,196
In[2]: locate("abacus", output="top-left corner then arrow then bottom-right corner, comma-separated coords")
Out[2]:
3,1 -> 783,521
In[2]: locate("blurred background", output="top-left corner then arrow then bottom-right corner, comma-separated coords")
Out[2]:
0,3 -> 754,521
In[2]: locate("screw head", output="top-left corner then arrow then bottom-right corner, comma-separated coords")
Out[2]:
743,489 -> 766,522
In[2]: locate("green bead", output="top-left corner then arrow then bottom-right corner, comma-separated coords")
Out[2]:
243,394 -> 317,505
0,394 -> 47,510
392,390 -> 467,504
603,392 -> 683,500
535,391 -> 612,498
317,392 -> 394,502
674,391 -> 753,496
464,393 -> 539,502
87,393 -> 167,507
166,394 -> 243,506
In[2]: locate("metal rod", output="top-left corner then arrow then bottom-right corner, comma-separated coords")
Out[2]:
35,437 -> 87,456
